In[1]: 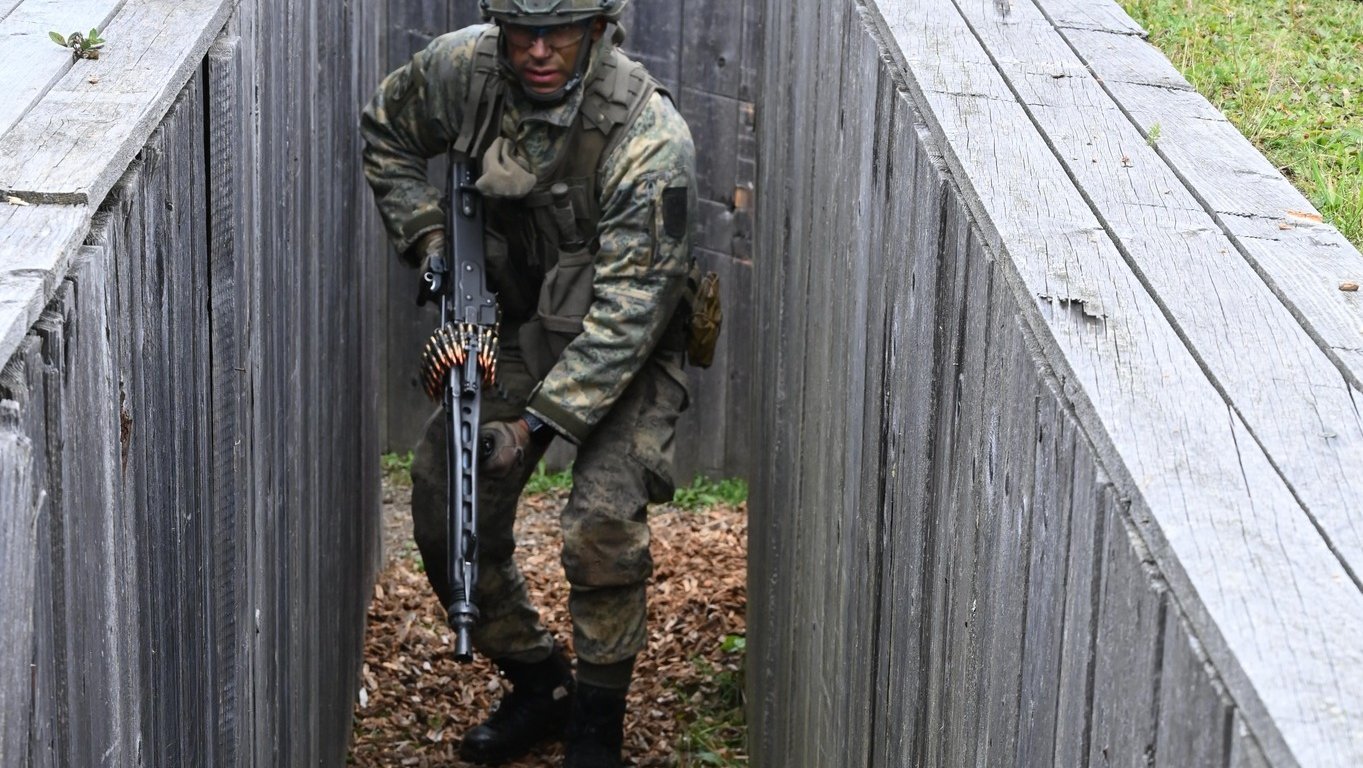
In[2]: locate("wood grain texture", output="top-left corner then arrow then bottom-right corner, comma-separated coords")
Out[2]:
0,0 -> 233,204
751,0 -> 1363,766
0,0 -> 127,137
2,0 -> 383,763
0,401 -> 35,768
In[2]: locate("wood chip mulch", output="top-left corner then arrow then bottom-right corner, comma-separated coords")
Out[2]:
348,482 -> 748,767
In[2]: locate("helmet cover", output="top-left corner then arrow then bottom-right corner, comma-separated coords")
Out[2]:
480,0 -> 629,24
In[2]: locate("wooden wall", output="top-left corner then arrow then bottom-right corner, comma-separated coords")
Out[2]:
0,0 -> 384,764
378,1 -> 761,482
749,0 -> 1363,766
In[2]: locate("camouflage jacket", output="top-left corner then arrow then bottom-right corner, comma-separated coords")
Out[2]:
361,25 -> 696,444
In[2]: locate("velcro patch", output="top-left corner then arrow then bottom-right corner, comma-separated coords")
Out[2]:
662,187 -> 688,240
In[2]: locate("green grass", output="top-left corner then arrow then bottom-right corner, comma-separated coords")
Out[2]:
1118,0 -> 1363,245
673,477 -> 749,511
381,451 -> 413,488
524,461 -> 574,495
675,635 -> 748,766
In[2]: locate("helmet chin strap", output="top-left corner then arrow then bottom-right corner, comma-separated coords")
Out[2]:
503,22 -> 609,105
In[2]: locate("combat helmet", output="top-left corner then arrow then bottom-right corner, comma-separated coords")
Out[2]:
480,0 -> 630,24
481,0 -> 628,103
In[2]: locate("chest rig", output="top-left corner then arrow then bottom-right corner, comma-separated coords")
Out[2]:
452,29 -> 667,369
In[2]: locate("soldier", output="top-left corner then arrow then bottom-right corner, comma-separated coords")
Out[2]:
361,1 -> 696,766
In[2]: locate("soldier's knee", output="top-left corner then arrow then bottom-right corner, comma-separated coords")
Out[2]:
561,513 -> 652,588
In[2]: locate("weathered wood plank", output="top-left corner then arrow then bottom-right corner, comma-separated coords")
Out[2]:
680,0 -> 741,99
1030,0 -> 1146,35
1155,606 -> 1233,767
871,2 -> 1363,762
0,400 -> 35,768
206,36 -> 246,765
871,113 -> 947,768
0,0 -> 127,137
1052,452 -> 1111,768
1230,711 -> 1274,768
995,41 -> 1363,583
0,203 -> 89,364
1089,508 -> 1165,768
1013,377 -> 1077,766
0,0 -> 233,205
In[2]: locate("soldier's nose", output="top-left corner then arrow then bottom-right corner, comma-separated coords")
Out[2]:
528,37 -> 552,59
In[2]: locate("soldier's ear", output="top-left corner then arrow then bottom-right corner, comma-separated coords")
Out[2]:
591,18 -> 608,41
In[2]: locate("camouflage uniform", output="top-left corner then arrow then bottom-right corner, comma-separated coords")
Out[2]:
362,24 -> 694,668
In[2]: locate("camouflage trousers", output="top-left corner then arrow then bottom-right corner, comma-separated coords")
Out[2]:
409,345 -> 688,666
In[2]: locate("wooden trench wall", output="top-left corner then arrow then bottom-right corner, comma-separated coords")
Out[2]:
0,0 -> 385,765
378,1 -> 762,483
749,0 -> 1363,767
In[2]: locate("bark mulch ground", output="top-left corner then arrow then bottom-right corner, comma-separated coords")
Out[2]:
348,479 -> 748,767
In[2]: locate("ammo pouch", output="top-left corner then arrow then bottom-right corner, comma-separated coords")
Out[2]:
686,268 -> 722,368
519,243 -> 596,380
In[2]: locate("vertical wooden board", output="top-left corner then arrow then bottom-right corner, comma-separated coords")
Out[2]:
919,188 -> 973,768
680,0 -> 741,99
1088,509 -> 1165,768
0,402 -> 34,768
874,109 -> 949,768
206,36 -> 248,765
979,311 -> 1041,766
722,257 -> 753,479
748,0 -> 794,757
31,307 -> 77,765
1052,443 -> 1110,768
832,28 -> 885,764
1013,377 -> 1077,766
620,1 -> 681,92
1229,712 -> 1273,768
2,340 -> 60,768
936,224 -> 995,768
54,247 -> 136,767
739,0 -> 762,101
1155,607 -> 1232,767
677,88 -> 739,215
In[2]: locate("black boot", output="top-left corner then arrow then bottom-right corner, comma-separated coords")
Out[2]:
459,647 -> 574,765
563,682 -> 628,768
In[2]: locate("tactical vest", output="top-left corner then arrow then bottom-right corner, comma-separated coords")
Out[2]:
454,29 -> 678,379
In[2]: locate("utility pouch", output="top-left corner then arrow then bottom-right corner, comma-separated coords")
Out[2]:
519,245 -> 596,379
687,268 -> 722,369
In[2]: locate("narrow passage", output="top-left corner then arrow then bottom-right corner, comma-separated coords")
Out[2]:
349,471 -> 749,767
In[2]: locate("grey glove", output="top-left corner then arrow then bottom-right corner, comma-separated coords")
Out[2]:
414,230 -> 449,306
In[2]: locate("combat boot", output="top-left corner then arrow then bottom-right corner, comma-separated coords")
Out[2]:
562,682 -> 628,768
459,647 -> 574,764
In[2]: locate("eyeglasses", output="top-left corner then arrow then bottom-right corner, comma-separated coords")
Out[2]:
500,21 -> 591,52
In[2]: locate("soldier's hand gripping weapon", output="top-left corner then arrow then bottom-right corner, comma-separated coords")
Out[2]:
419,158 -> 499,663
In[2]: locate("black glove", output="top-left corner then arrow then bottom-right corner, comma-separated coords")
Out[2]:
415,230 -> 449,306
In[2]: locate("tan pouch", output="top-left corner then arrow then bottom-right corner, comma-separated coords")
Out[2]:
687,270 -> 722,368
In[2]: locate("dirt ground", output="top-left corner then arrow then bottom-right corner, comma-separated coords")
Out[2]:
348,478 -> 748,767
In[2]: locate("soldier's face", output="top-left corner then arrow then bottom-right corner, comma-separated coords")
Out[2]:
503,18 -> 607,97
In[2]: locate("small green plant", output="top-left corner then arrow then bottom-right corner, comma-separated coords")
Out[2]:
1146,122 -> 1162,146
380,451 -> 413,487
676,637 -> 748,766
524,461 -> 573,495
49,28 -> 106,60
673,476 -> 748,510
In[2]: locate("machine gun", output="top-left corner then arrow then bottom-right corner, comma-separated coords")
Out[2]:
418,158 -> 499,662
